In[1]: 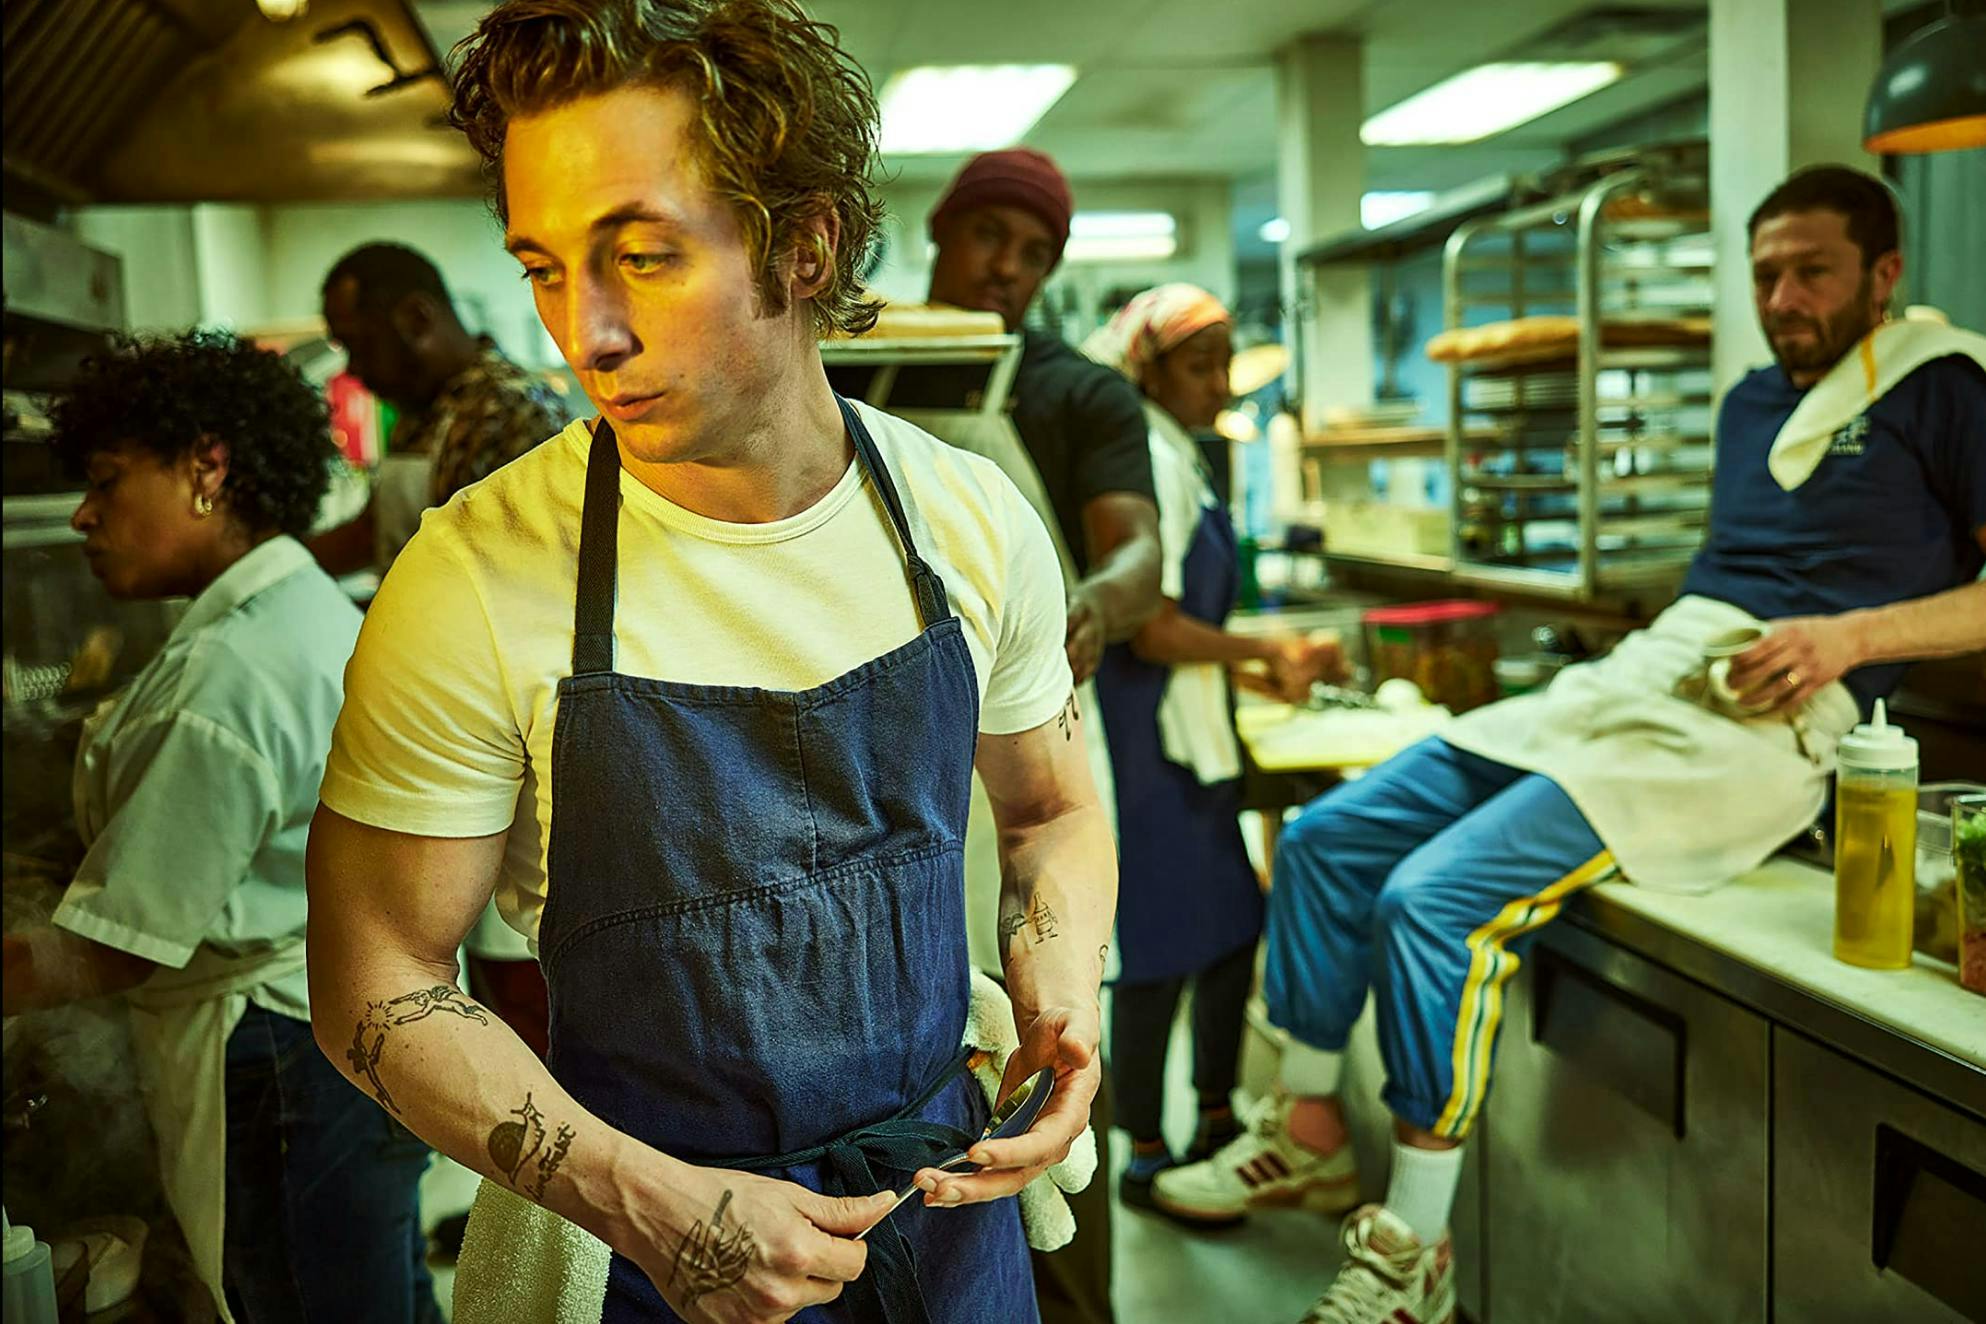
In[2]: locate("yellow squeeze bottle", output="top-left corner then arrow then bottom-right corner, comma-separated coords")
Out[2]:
1832,700 -> 1918,970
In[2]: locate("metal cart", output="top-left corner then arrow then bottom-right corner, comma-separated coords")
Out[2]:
1441,145 -> 1715,601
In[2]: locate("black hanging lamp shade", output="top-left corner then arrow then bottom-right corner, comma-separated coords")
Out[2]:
1862,11 -> 1986,153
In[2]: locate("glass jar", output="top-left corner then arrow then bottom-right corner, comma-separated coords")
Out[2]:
1954,793 -> 1986,996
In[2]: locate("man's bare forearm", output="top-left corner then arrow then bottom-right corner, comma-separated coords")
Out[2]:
308,945 -> 689,1256
992,789 -> 1117,1021
1079,535 -> 1163,642
1843,580 -> 1986,666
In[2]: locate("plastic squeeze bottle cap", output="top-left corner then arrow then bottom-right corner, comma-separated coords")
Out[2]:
4,1206 -> 35,1264
1837,699 -> 1919,773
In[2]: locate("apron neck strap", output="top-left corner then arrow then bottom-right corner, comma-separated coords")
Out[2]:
834,394 -> 951,630
571,397 -> 952,676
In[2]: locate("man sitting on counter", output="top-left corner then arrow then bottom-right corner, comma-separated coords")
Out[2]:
1154,164 -> 1986,1324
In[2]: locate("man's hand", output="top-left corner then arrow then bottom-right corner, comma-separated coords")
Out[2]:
629,1167 -> 893,1324
911,1003 -> 1101,1208
1727,615 -> 1865,713
1065,586 -> 1106,684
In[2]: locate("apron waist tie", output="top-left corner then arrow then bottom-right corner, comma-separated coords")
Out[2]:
704,1047 -> 976,1324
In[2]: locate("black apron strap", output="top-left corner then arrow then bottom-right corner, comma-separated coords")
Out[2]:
571,420 -> 623,676
835,395 -> 953,629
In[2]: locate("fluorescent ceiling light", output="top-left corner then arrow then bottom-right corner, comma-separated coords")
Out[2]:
1065,212 -> 1177,262
1361,62 -> 1624,145
1258,217 -> 1292,244
1361,191 -> 1435,229
879,65 -> 1076,154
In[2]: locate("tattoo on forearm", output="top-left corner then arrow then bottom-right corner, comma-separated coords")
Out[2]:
487,1092 -> 575,1202
1056,691 -> 1081,740
346,985 -> 491,1114
1027,894 -> 1060,943
669,1189 -> 756,1304
1000,890 -> 1063,951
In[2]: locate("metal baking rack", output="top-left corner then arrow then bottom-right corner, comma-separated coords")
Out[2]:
1441,146 -> 1715,600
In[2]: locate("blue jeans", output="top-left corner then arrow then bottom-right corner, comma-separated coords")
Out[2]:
222,1004 -> 440,1324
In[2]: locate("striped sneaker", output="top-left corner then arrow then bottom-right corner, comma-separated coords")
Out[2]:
1299,1205 -> 1455,1324
1150,1091 -> 1359,1227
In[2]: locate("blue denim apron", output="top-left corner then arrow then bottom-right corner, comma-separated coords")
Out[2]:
538,399 -> 1035,1323
1094,500 -> 1263,986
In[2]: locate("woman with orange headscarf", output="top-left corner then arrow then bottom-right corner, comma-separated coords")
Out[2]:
1082,287 -> 1344,1215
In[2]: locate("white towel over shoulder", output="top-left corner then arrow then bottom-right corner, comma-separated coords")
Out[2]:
1768,310 -> 1986,491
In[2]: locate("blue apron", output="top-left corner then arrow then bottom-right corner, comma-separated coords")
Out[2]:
1094,501 -> 1264,986
538,399 -> 1037,1323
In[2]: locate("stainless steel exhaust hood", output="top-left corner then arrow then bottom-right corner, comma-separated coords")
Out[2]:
2,0 -> 482,204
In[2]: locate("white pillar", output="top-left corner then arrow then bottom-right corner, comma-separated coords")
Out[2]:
1708,0 -> 1882,395
1276,35 -> 1369,431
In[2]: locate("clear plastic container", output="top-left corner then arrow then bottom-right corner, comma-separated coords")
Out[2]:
1362,600 -> 1501,712
3,1208 -> 59,1324
1954,793 -> 1986,996
1833,701 -> 1918,971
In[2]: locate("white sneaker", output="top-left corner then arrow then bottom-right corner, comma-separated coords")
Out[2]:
1149,1091 -> 1360,1226
1300,1205 -> 1456,1324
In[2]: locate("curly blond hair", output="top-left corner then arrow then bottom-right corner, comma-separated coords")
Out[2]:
450,0 -> 884,337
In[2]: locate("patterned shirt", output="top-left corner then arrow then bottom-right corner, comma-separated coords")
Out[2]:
394,341 -> 568,505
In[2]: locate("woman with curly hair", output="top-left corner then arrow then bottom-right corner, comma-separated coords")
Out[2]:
0,331 -> 439,1324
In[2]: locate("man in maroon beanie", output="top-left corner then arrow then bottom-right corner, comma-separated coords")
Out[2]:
925,149 -> 1162,689
921,147 -> 1163,1324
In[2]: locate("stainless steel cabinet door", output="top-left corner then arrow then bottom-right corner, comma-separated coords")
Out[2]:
1773,1031 -> 1986,1323
1484,925 -> 1771,1323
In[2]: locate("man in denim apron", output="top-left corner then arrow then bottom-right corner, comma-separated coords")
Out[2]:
304,5 -> 1118,1322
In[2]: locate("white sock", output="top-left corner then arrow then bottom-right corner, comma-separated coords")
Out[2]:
1385,1141 -> 1463,1245
1279,1041 -> 1344,1096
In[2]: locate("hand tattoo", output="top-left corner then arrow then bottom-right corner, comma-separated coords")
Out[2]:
669,1189 -> 756,1304
346,986 -> 490,1113
999,908 -> 1028,951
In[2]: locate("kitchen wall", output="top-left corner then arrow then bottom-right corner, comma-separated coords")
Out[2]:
67,175 -> 1237,362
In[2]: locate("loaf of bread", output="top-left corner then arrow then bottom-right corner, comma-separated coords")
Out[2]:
1425,315 -> 1711,366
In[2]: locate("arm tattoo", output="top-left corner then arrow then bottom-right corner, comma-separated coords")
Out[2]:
1056,691 -> 1081,741
487,1092 -> 575,1202
1027,894 -> 1060,943
346,985 -> 491,1113
669,1189 -> 757,1304
999,908 -> 1028,952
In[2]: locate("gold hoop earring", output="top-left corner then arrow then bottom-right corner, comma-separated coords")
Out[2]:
194,493 -> 215,518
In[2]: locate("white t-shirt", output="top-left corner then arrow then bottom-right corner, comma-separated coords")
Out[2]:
321,401 -> 1072,944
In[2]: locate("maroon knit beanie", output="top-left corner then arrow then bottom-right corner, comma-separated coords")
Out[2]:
928,148 -> 1074,264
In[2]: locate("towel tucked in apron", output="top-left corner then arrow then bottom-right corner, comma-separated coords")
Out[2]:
1442,596 -> 1859,893
450,969 -> 1098,1324
125,940 -> 309,1324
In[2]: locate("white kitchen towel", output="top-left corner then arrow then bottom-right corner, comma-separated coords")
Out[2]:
1767,310 -> 1986,490
1143,402 -> 1244,786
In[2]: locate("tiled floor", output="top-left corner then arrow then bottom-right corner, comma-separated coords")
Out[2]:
417,991 -> 1346,1322
1106,989 -> 1347,1324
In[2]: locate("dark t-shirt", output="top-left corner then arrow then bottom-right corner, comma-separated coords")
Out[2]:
876,328 -> 1154,573
1004,331 -> 1157,574
1679,354 -> 1986,709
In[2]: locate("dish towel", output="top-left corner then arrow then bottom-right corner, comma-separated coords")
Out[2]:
1140,402 -> 1244,786
451,969 -> 1096,1323
1767,309 -> 1986,490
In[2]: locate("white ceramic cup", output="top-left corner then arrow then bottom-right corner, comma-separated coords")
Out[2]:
1701,626 -> 1774,715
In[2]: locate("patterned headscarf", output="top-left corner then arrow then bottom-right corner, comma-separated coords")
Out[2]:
1080,283 -> 1232,385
